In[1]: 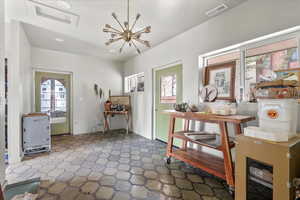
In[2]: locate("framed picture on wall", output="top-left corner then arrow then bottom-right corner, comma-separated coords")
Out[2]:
204,61 -> 236,101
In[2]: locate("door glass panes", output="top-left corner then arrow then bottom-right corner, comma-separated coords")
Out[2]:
54,80 -> 67,112
41,80 -> 51,113
40,79 -> 67,118
160,74 -> 176,103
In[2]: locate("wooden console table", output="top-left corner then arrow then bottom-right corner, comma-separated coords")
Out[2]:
103,111 -> 130,134
164,110 -> 255,190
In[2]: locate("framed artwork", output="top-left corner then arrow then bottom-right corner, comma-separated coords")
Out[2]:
204,61 -> 236,101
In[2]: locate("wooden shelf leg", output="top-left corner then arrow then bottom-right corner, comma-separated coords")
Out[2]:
125,114 -> 129,134
104,113 -> 110,133
166,116 -> 176,158
182,119 -> 190,150
0,185 -> 3,200
235,123 -> 242,135
219,122 -> 235,187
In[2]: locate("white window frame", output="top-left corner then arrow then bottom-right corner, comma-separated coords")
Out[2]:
199,27 -> 300,102
124,72 -> 145,94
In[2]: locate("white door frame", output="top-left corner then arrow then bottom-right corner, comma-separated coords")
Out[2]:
32,68 -> 74,135
152,60 -> 182,141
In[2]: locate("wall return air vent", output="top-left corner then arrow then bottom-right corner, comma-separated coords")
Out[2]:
27,0 -> 79,27
205,3 -> 228,17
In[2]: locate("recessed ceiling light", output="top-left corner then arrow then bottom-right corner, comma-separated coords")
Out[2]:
55,38 -> 64,42
109,49 -> 116,53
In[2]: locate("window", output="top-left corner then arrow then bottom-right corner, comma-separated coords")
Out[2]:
137,74 -> 145,92
203,36 -> 300,102
245,39 -> 299,99
40,79 -> 67,117
160,74 -> 176,103
206,51 -> 240,66
124,75 -> 136,93
124,72 -> 144,93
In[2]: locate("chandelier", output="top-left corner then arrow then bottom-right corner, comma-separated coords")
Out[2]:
103,0 -> 151,54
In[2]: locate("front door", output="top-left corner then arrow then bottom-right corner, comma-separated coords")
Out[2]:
35,72 -> 71,135
155,64 -> 183,144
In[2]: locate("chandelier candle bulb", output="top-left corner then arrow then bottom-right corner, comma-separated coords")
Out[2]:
120,41 -> 127,52
124,22 -> 129,29
145,26 -> 151,33
112,13 -> 117,19
136,13 -> 141,20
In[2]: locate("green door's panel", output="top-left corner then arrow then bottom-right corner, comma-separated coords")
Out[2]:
35,72 -> 71,135
155,64 -> 183,147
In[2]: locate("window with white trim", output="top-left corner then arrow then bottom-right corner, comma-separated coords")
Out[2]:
124,72 -> 144,93
202,34 -> 300,102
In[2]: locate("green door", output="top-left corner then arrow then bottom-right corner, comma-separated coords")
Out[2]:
35,72 -> 71,135
155,64 -> 183,145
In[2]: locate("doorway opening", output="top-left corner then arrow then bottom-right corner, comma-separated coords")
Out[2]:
35,71 -> 72,135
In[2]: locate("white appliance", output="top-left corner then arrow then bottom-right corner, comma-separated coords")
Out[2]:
244,99 -> 298,142
23,113 -> 51,154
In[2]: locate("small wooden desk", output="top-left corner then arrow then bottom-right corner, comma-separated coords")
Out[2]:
103,111 -> 130,134
163,110 -> 255,190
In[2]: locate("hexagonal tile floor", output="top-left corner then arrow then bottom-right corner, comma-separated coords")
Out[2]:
6,131 -> 233,200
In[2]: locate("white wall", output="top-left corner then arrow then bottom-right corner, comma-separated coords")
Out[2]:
20,25 -> 32,114
129,93 -> 146,137
124,0 -> 300,139
0,0 -> 6,184
31,47 -> 125,135
6,21 -> 31,163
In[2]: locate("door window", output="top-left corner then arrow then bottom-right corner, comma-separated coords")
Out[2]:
40,79 -> 67,118
160,74 -> 176,103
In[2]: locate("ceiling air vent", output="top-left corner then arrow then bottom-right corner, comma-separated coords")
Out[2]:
205,4 -> 228,17
27,0 -> 79,27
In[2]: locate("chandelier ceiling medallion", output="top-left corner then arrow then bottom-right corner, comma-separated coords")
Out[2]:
103,0 -> 151,54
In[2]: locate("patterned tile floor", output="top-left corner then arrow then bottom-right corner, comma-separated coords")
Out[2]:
6,131 -> 233,200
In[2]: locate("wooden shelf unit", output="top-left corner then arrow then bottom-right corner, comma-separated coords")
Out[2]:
171,148 -> 226,179
164,110 -> 255,189
103,110 -> 131,134
173,131 -> 235,150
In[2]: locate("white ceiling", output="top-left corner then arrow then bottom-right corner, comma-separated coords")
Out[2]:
6,0 -> 248,61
